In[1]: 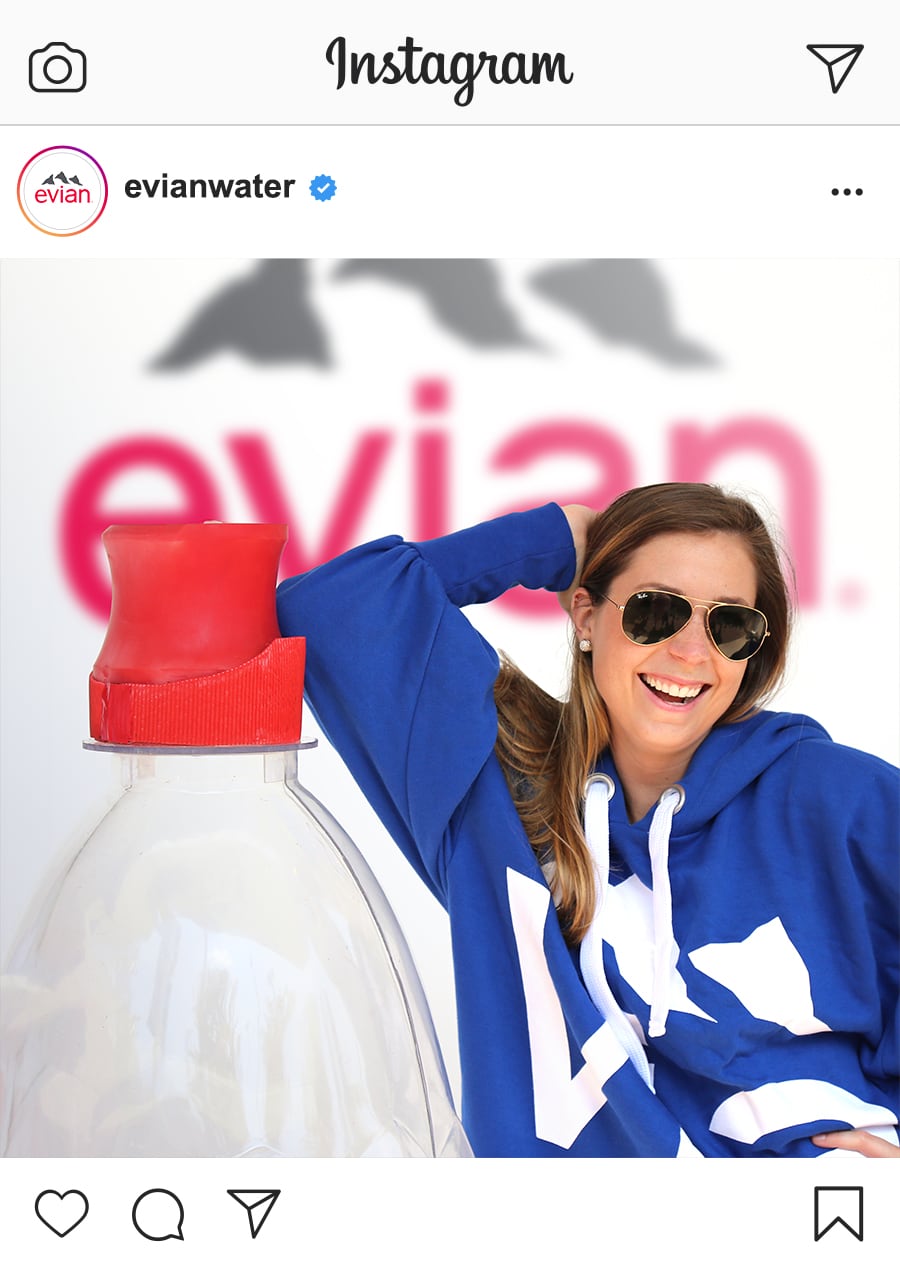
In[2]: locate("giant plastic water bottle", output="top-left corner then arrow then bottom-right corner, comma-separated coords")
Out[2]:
1,523 -> 469,1158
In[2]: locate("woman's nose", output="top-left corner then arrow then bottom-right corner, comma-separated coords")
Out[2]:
668,608 -> 711,661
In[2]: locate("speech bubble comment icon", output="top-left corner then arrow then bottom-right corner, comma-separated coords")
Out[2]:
132,1188 -> 186,1241
35,1190 -> 89,1237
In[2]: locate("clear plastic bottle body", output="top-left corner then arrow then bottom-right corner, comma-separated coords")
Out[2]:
1,747 -> 470,1158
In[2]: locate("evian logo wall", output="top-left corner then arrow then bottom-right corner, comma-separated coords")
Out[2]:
62,392 -> 821,623
54,261 -> 823,620
18,145 -> 108,236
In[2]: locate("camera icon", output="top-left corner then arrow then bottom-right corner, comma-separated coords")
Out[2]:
29,42 -> 87,93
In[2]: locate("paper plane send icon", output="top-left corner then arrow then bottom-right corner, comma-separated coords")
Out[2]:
807,45 -> 864,94
227,1189 -> 280,1239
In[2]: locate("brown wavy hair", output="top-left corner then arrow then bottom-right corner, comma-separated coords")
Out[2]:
494,483 -> 793,945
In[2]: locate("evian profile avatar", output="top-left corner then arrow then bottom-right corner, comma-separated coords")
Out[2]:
18,146 -> 108,236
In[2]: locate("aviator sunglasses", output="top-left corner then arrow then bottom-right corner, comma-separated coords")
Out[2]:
599,589 -> 770,662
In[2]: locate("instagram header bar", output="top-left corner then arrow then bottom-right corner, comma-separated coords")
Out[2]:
4,2 -> 899,126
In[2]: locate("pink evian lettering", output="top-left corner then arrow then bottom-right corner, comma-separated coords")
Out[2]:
669,418 -> 820,603
226,431 -> 392,575
412,378 -> 451,540
490,421 -> 635,616
58,401 -> 824,619
60,436 -> 223,619
413,431 -> 450,540
34,187 -> 91,203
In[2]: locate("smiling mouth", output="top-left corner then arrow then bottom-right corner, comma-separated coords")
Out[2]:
640,673 -> 710,705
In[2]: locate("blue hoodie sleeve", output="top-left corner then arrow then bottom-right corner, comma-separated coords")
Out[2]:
275,503 -> 576,902
845,757 -> 900,1090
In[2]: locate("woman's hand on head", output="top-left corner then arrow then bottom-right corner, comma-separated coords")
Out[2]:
812,1129 -> 900,1158
558,504 -> 596,613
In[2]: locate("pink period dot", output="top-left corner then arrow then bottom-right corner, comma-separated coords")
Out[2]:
413,377 -> 450,413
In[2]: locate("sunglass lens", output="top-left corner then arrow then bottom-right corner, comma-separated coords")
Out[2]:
622,591 -> 692,645
707,606 -> 767,661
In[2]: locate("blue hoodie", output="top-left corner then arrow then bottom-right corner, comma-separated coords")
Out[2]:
276,503 -> 899,1157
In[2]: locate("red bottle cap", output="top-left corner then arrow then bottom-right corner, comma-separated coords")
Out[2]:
89,523 -> 305,746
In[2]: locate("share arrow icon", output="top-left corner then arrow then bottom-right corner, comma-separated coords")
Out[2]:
807,45 -> 864,94
227,1189 -> 281,1239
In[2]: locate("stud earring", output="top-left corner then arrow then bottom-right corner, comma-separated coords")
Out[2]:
579,639 -> 592,653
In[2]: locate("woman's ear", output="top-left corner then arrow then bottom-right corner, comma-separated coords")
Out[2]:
568,587 -> 594,639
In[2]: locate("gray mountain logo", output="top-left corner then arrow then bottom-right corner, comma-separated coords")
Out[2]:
151,259 -> 717,371
41,171 -> 85,186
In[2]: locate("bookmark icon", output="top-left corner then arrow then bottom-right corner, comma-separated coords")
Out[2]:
813,1186 -> 864,1241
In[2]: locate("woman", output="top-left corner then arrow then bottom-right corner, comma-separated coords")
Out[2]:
276,483 -> 899,1157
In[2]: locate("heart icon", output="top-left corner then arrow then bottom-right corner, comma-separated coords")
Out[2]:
35,1189 -> 90,1237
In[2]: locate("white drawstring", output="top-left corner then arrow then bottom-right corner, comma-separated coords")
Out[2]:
647,785 -> 684,1038
580,775 -> 653,1087
580,775 -> 685,1062
583,773 -> 613,912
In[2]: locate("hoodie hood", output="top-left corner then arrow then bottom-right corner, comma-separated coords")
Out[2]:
603,709 -> 831,837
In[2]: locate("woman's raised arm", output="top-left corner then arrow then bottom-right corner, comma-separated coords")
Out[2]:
276,504 -> 577,899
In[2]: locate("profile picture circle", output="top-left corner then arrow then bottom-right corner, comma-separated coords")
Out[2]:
17,146 -> 108,237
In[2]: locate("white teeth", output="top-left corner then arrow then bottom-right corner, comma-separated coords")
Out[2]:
642,674 -> 703,699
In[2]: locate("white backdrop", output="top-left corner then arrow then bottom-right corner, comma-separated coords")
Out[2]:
1,258 -> 898,1103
